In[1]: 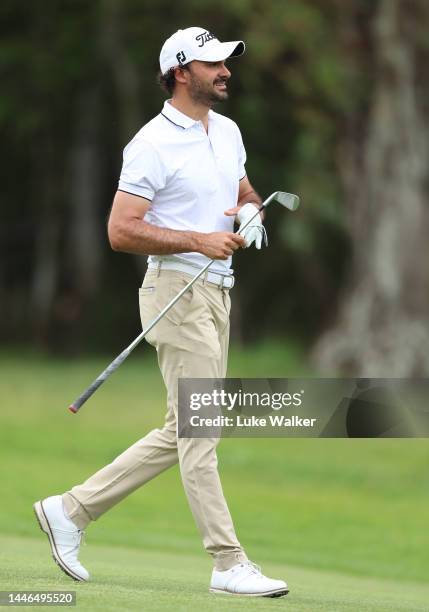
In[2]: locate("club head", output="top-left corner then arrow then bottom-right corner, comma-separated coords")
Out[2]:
262,191 -> 300,211
274,191 -> 300,211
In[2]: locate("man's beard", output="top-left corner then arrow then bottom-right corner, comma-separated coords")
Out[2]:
188,73 -> 229,106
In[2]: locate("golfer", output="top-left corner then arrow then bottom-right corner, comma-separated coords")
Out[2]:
34,27 -> 288,598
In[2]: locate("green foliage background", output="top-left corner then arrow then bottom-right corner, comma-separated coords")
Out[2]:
1,0 -> 374,352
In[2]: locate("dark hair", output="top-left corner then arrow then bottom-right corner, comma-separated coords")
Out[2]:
158,64 -> 190,95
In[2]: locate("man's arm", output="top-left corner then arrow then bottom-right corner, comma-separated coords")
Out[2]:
237,175 -> 262,209
108,190 -> 245,260
224,175 -> 263,219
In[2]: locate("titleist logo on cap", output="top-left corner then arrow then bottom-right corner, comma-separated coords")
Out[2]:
195,31 -> 218,48
159,27 -> 245,75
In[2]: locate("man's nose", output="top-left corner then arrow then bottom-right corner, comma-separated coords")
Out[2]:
219,62 -> 231,78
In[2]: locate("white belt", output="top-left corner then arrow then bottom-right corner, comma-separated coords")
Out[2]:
147,260 -> 235,289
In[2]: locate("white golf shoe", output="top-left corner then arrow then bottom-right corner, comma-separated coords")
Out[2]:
33,495 -> 89,581
210,561 -> 288,597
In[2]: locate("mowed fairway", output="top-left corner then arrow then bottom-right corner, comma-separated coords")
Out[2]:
1,347 -> 428,611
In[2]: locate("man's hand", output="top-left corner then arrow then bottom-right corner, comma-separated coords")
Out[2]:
225,203 -> 267,249
195,231 -> 246,260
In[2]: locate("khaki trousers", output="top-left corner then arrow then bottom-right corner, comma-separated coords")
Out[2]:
63,269 -> 246,570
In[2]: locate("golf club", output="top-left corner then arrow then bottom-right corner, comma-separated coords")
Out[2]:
68,191 -> 300,413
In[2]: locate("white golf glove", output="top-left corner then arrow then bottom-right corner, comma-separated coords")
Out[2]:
236,203 -> 268,249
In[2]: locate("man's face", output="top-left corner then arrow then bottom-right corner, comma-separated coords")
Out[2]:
185,60 -> 231,105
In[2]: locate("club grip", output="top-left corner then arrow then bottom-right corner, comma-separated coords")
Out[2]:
69,377 -> 105,413
68,348 -> 132,414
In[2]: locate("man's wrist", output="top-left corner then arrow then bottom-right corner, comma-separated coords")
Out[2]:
188,230 -> 204,254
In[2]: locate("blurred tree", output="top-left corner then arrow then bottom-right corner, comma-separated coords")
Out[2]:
314,0 -> 429,375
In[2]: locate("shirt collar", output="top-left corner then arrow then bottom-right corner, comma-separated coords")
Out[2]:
161,100 -> 198,129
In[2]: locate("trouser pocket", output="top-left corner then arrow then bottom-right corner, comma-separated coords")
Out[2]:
139,271 -> 196,347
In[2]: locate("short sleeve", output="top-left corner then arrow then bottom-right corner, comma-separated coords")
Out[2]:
236,126 -> 247,181
118,139 -> 166,200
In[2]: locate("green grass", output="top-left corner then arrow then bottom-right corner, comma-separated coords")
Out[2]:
0,346 -> 428,610
1,535 -> 429,611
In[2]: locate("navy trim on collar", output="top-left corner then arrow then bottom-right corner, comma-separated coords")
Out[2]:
162,100 -> 198,129
161,112 -> 186,129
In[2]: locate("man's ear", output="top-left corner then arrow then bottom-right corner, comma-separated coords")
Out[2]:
174,65 -> 189,85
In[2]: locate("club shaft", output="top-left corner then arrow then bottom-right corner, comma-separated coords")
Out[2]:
69,203 -> 266,413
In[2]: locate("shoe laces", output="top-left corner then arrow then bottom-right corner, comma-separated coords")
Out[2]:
69,530 -> 85,555
241,560 -> 262,576
53,527 -> 85,552
79,530 -> 86,547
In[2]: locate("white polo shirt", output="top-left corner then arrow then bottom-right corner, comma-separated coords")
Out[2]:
118,100 -> 247,275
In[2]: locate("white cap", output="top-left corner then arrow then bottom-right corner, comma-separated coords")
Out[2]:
159,27 -> 245,75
